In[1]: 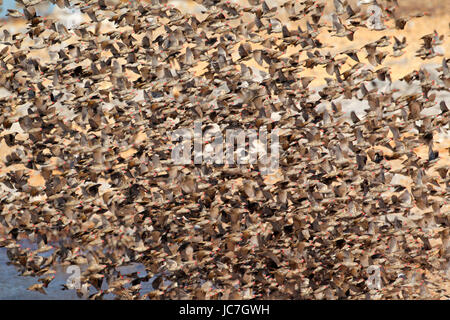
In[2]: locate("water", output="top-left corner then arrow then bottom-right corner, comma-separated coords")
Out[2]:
0,235 -> 160,299
0,247 -> 83,299
0,245 -> 158,299
0,0 -> 55,18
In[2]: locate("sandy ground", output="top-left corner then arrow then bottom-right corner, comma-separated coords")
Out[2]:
1,0 -> 448,187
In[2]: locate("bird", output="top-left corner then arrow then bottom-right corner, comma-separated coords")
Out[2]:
392,36 -> 407,57
27,283 -> 47,295
0,0 -> 448,301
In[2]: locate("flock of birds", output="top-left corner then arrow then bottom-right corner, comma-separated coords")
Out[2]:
0,0 -> 449,299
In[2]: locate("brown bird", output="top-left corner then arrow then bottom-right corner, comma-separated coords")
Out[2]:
27,283 -> 47,295
0,0 -> 448,301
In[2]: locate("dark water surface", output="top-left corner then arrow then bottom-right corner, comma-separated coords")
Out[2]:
0,247 -> 82,299
0,245 -> 154,299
